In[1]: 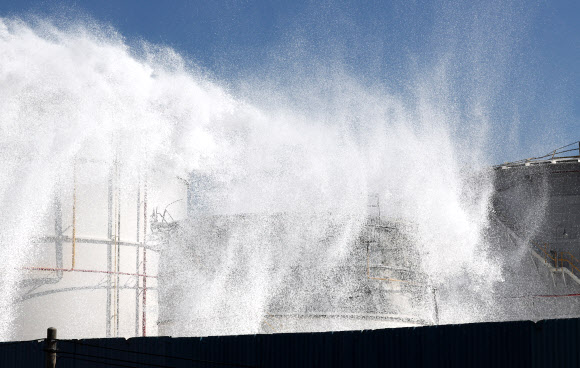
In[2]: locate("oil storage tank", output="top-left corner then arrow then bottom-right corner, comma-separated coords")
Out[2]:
157,142 -> 580,335
157,172 -> 436,336
492,143 -> 580,262
14,148 -> 163,341
488,142 -> 580,322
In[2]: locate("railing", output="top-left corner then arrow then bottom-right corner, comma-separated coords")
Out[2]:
495,141 -> 580,169
532,242 -> 557,266
558,251 -> 580,279
532,242 -> 580,280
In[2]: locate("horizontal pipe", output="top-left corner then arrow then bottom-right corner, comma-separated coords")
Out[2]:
534,293 -> 580,298
22,266 -> 157,278
159,312 -> 432,326
17,285 -> 157,303
368,276 -> 417,284
18,277 -> 62,288
33,236 -> 159,251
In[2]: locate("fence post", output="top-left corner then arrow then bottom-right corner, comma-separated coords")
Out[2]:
45,327 -> 57,368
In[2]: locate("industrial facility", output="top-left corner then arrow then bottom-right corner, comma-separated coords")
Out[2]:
158,141 -> 580,334
16,152 -> 162,340
13,141 -> 580,343
482,142 -> 580,322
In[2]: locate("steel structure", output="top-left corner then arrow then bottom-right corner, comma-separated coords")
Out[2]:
484,141 -> 580,322
493,141 -> 580,278
158,185 -> 436,336
18,159 -> 159,339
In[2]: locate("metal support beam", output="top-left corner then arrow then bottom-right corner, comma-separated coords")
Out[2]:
135,179 -> 141,337
54,194 -> 63,278
116,163 -> 121,337
142,175 -> 148,337
106,165 -> 113,338
34,235 -> 158,250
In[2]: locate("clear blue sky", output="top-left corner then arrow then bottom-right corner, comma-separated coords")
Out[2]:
0,0 -> 578,160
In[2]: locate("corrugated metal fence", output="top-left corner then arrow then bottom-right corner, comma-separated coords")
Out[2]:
2,318 -> 580,367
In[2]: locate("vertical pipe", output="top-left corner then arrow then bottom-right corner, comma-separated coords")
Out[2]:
135,177 -> 141,337
113,201 -> 117,336
366,242 -> 370,278
72,160 -> 77,270
116,161 -> 121,337
186,174 -> 191,218
106,165 -> 113,338
54,194 -> 63,278
142,174 -> 148,337
113,191 -> 118,336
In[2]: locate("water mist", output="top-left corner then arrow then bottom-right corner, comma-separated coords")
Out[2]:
0,17 -> 502,341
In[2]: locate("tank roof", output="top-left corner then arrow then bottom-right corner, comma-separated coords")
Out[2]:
494,141 -> 580,170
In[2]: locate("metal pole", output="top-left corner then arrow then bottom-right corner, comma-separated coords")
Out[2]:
71,161 -> 77,270
54,194 -> 63,279
186,175 -> 191,217
135,178 -> 141,337
106,165 -> 113,338
116,162 -> 121,337
45,327 -> 57,368
142,175 -> 147,337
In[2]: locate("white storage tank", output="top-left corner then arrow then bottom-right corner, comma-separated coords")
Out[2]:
13,151 -> 171,340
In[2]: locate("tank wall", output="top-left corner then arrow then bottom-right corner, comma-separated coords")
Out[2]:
158,213 -> 433,337
14,158 -> 163,341
493,162 -> 580,254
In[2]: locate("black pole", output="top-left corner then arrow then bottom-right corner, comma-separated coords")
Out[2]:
45,327 -> 57,368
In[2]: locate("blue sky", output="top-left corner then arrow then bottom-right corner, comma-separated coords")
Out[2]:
0,0 -> 578,161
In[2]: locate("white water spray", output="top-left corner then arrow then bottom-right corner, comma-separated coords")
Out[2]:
0,17 -> 502,340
